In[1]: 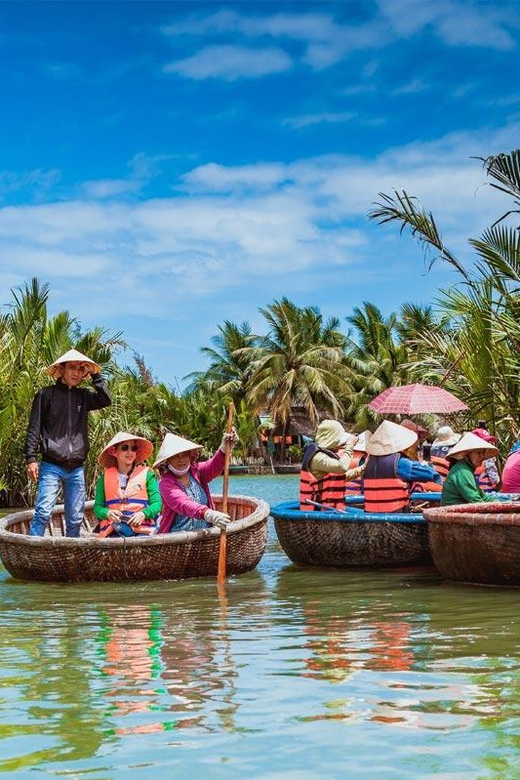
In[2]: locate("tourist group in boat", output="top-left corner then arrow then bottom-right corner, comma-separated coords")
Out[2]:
20,346 -> 520,541
299,416 -> 520,516
24,348 -> 238,539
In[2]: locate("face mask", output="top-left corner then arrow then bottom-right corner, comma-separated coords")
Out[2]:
168,463 -> 190,477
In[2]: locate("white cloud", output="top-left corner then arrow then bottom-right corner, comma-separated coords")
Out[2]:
160,2 -> 519,80
0,124 -> 517,326
283,112 -> 356,129
163,45 -> 293,81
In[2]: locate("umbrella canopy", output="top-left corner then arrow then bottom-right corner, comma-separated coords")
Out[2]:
367,383 -> 468,415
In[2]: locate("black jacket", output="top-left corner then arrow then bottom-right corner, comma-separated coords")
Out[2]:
25,374 -> 112,470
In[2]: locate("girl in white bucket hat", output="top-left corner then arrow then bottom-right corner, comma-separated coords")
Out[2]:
363,420 -> 442,513
93,431 -> 161,537
154,428 -> 238,533
441,432 -> 499,507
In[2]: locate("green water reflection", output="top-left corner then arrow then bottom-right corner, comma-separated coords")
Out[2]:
0,475 -> 519,779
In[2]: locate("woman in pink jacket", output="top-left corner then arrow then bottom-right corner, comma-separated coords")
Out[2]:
154,431 -> 238,533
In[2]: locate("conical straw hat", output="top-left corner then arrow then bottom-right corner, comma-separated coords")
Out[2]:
98,431 -> 154,468
447,431 -> 498,460
354,429 -> 372,453
47,348 -> 101,378
153,432 -> 203,468
367,420 -> 417,456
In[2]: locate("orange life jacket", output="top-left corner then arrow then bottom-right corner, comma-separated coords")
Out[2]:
344,452 -> 364,496
99,465 -> 155,536
299,443 -> 346,511
363,453 -> 410,513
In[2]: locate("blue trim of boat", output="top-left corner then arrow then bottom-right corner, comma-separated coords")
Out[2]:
270,500 -> 427,524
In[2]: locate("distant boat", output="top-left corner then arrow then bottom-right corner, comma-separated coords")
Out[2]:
274,464 -> 301,475
0,495 -> 269,583
229,464 -> 250,474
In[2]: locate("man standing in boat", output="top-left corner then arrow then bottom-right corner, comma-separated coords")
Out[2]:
24,349 -> 112,537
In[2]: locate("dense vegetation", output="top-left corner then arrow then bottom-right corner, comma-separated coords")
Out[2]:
1,147 -> 519,506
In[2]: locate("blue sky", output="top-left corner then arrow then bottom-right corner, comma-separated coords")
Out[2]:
1,0 -> 519,387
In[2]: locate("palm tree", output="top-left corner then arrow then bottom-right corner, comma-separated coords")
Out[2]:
367,146 -> 520,447
341,302 -> 411,429
186,320 -> 258,406
244,298 -> 350,460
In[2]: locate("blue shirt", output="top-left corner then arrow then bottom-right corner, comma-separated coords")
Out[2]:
397,457 -> 442,484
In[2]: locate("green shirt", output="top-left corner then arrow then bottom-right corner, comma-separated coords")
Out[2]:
441,459 -> 494,506
93,468 -> 162,520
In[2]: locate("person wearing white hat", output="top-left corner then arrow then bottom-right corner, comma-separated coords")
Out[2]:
428,425 -> 462,485
25,348 -> 111,537
299,420 -> 366,511
93,432 -> 161,537
155,429 -> 238,533
363,420 -> 442,513
441,432 -> 499,506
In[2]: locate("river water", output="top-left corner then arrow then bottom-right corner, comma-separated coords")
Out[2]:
1,475 -> 520,779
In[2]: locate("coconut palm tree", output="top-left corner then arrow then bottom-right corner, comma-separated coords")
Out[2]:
368,146 -> 520,447
244,298 -> 350,459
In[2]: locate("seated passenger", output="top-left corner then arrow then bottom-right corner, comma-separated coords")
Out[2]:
441,431 -> 499,506
430,426 -> 461,482
299,420 -> 366,511
154,430 -> 238,533
502,439 -> 520,494
471,427 -> 500,492
94,431 -> 161,537
363,420 -> 442,513
344,430 -> 372,498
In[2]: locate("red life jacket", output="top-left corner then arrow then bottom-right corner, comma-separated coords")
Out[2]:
299,443 -> 346,511
430,455 -> 450,481
363,453 -> 410,513
344,452 -> 364,496
99,465 -> 155,536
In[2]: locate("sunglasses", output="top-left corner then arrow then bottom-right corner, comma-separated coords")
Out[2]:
118,444 -> 138,452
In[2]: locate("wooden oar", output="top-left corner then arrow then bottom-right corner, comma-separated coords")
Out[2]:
217,402 -> 234,584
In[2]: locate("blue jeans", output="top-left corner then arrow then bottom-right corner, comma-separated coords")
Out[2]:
29,462 -> 85,538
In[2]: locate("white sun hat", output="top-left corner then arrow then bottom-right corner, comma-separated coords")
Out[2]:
47,348 -> 101,378
432,425 -> 460,447
153,432 -> 203,469
367,420 -> 417,456
98,431 -> 154,468
446,431 -> 499,460
354,429 -> 372,453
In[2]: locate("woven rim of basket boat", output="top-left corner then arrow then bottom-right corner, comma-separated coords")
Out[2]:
424,501 -> 520,527
0,494 -> 270,546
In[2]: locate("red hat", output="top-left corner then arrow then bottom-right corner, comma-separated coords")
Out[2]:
471,427 -> 498,445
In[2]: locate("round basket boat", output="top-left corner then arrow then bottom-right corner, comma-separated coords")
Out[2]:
0,495 -> 269,583
271,500 -> 431,568
424,501 -> 520,586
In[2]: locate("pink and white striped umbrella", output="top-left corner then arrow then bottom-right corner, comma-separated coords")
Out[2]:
367,383 -> 468,415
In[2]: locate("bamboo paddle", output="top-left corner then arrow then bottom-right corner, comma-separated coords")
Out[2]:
217,402 -> 234,584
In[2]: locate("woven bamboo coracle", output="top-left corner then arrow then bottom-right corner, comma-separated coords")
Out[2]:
0,495 -> 269,583
271,501 -> 431,568
424,501 -> 520,586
